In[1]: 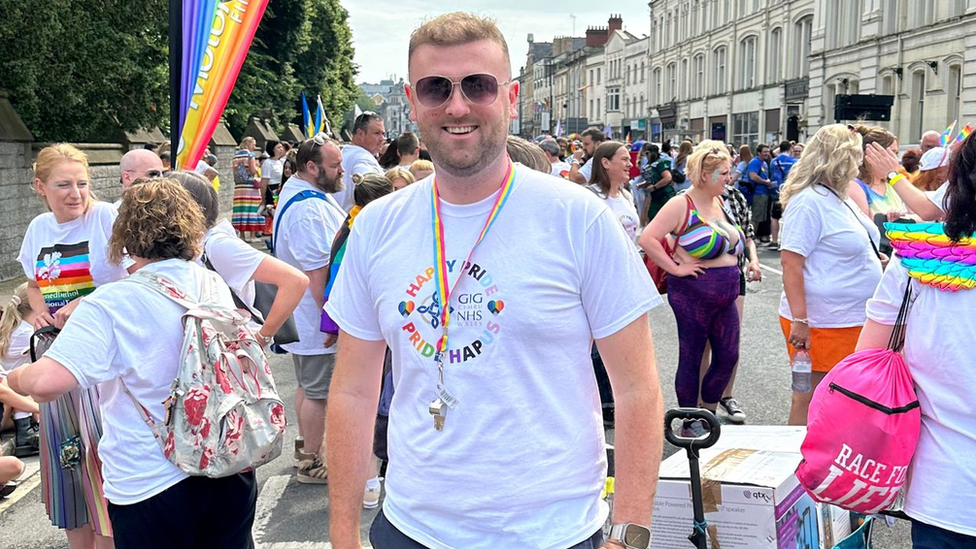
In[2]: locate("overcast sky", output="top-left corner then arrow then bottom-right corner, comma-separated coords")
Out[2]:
343,1 -> 651,84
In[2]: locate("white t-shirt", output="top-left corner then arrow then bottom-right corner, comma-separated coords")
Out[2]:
578,158 -> 593,182
194,159 -> 215,177
19,201 -> 129,314
550,160 -> 571,178
778,185 -> 883,327
0,320 -> 32,374
274,176 -> 347,354
260,157 -> 284,185
325,165 -> 661,549
866,261 -> 976,536
45,259 -> 235,505
605,191 -> 640,242
928,181 -> 948,212
338,144 -> 383,211
200,219 -> 265,319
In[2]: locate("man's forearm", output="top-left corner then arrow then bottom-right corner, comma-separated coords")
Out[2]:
326,390 -> 377,549
611,386 -> 664,526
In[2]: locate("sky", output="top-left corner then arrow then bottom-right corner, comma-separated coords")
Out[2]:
343,1 -> 651,85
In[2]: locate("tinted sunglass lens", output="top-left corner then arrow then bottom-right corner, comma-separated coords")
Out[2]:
416,76 -> 453,107
460,74 -> 498,105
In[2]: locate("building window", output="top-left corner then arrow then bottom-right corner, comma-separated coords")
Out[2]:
911,70 -> 926,140
769,28 -> 782,84
738,36 -> 757,90
692,0 -> 699,35
948,63 -> 962,127
713,46 -> 727,95
608,88 -> 620,111
884,0 -> 899,33
597,98 -> 601,120
597,68 -> 601,85
723,0 -> 730,21
640,93 -> 645,116
681,59 -> 689,101
653,68 -> 662,104
951,0 -> 966,17
737,0 -> 747,16
589,99 -> 594,117
665,13 -> 672,47
641,61 -> 646,82
881,74 -> 894,96
794,16 -> 813,78
732,111 -> 759,148
915,0 -> 935,26
693,54 -> 705,98
666,63 -> 677,102
589,69 -> 594,86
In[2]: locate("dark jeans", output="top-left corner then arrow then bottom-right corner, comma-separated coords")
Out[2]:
912,519 -> 976,549
369,509 -> 605,549
108,472 -> 257,549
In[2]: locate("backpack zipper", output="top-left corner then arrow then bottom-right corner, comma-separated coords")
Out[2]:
828,383 -> 920,415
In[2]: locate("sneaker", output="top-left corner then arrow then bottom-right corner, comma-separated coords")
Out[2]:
719,397 -> 747,424
363,483 -> 382,509
297,457 -> 329,484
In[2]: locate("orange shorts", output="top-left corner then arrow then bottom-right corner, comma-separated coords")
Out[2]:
778,316 -> 862,373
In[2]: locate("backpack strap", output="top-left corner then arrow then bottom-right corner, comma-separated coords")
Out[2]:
272,189 -> 332,255
126,270 -> 199,310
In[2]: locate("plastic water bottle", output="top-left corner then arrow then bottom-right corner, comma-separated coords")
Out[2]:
791,350 -> 813,393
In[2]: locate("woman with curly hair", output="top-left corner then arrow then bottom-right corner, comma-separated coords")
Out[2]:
10,179 -> 258,549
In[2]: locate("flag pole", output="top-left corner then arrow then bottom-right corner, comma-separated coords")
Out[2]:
169,0 -> 183,167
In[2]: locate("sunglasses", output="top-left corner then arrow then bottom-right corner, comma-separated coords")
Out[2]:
413,74 -> 511,109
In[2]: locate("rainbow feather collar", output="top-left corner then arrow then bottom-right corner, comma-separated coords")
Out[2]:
886,222 -> 976,292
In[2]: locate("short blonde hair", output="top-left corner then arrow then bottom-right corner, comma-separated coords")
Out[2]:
687,140 -> 732,187
409,159 -> 435,177
385,167 -> 415,186
33,143 -> 95,210
110,179 -> 205,263
779,124 -> 862,207
408,12 -> 510,74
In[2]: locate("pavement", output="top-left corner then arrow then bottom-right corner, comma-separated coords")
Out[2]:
0,246 -> 913,548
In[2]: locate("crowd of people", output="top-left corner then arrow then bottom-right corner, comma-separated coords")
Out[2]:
0,10 -> 972,549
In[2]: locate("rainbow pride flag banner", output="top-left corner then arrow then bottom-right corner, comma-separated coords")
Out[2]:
941,120 -> 956,147
176,0 -> 269,169
956,124 -> 973,143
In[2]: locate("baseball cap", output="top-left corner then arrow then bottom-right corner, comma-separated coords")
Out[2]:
919,147 -> 950,171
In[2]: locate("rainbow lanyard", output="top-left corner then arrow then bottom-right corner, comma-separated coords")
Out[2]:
430,161 -> 515,369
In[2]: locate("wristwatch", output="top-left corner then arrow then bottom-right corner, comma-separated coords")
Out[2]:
607,523 -> 652,549
257,331 -> 274,347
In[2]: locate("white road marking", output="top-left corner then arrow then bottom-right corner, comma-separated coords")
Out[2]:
0,458 -> 41,514
759,262 -> 783,275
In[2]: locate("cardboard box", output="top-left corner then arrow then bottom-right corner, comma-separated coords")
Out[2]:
651,426 -> 848,549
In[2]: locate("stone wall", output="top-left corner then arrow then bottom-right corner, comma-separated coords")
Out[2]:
0,93 -> 241,281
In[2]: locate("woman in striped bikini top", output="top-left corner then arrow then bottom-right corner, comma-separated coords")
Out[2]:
674,194 -> 745,260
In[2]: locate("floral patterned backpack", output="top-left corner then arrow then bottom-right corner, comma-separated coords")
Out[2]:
122,270 -> 286,478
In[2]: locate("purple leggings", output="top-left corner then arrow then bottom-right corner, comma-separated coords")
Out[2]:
666,265 -> 741,408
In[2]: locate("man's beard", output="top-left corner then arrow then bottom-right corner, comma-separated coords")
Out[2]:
315,171 -> 342,194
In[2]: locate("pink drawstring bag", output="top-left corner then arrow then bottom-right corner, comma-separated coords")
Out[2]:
796,283 -> 921,514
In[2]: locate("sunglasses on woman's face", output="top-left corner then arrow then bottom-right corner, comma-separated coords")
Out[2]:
412,74 -> 511,109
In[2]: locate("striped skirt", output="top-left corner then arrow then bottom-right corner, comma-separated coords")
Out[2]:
232,184 -> 265,232
38,385 -> 112,535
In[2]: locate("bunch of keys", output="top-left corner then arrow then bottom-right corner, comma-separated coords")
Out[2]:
429,397 -> 447,431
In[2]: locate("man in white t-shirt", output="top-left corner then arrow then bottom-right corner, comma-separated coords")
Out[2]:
539,139 -> 571,178
325,13 -> 664,549
568,127 -> 606,184
336,112 -> 385,211
273,135 -> 347,484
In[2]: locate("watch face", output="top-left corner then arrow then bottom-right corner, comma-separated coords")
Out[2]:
624,525 -> 652,548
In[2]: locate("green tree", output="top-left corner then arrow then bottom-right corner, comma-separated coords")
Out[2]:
294,0 -> 359,133
0,0 -> 169,142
